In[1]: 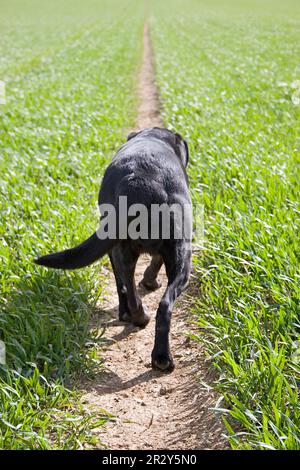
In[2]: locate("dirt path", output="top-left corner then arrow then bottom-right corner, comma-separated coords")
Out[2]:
81,23 -> 227,450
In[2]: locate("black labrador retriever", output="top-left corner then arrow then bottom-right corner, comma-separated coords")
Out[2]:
35,128 -> 192,371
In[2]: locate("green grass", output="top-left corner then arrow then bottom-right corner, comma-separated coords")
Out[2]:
0,369 -> 109,449
152,0 -> 300,450
0,0 -> 143,449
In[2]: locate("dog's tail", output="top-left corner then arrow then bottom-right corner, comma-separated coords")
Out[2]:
34,232 -> 116,269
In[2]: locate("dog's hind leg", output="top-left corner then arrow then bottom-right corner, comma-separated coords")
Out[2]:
113,245 -> 150,328
109,252 -> 131,322
151,242 -> 191,371
139,254 -> 163,291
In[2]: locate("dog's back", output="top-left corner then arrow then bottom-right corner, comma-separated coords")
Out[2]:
99,129 -> 190,210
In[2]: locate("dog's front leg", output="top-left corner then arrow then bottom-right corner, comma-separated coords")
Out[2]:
152,243 -> 191,371
152,298 -> 174,371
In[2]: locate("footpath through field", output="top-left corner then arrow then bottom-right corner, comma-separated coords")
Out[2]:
81,22 -> 227,450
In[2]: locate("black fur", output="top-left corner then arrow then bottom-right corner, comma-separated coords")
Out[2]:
35,127 -> 192,371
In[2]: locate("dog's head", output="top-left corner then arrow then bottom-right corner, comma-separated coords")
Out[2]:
127,128 -> 189,167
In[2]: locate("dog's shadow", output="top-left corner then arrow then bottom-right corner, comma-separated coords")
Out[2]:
81,367 -> 165,397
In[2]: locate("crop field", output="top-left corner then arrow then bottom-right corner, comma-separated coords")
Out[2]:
152,0 -> 300,450
0,0 -> 300,452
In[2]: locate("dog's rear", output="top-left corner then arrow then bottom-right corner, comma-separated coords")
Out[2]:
36,128 -> 189,268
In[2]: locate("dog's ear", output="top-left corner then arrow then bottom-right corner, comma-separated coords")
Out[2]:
175,133 -> 189,167
182,139 -> 189,166
127,131 -> 139,141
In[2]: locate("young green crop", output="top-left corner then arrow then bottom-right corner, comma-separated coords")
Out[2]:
0,0 -> 143,449
152,0 -> 300,450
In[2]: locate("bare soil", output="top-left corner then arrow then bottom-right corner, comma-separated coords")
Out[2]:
135,23 -> 163,130
80,23 -> 227,450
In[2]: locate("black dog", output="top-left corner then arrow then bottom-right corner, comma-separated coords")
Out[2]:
35,128 -> 192,371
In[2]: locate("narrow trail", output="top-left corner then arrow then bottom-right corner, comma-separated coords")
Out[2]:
81,22 -> 227,450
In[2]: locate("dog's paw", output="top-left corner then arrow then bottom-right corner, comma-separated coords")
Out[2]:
139,278 -> 162,291
119,311 -> 131,323
131,308 -> 150,328
132,313 -> 150,328
151,353 -> 175,372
